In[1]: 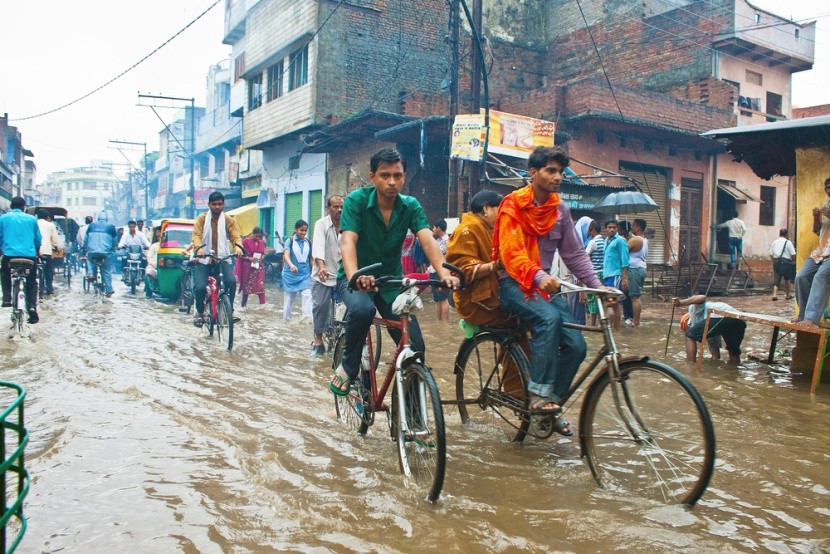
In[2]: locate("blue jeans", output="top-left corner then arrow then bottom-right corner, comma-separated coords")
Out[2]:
728,237 -> 743,266
498,277 -> 587,403
794,257 -> 830,324
336,278 -> 425,380
194,262 -> 237,316
87,253 -> 113,294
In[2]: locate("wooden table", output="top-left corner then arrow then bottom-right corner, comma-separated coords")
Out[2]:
695,308 -> 830,393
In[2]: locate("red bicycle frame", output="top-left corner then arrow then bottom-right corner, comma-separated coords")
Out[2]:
363,313 -> 411,413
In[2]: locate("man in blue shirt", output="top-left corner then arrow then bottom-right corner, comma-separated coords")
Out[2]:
602,219 -> 629,332
84,212 -> 118,298
0,196 -> 43,323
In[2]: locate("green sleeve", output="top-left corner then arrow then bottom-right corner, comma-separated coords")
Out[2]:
409,198 -> 430,234
340,190 -> 363,235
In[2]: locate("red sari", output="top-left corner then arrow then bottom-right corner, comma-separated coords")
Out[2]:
236,236 -> 266,303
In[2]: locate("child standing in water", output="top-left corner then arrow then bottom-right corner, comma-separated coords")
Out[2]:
282,219 -> 312,319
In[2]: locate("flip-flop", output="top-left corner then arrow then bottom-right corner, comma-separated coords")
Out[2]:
528,393 -> 561,415
329,368 -> 352,397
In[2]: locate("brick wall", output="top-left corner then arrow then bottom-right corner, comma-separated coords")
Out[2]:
669,77 -> 738,110
793,105 -> 830,119
545,1 -> 730,94
315,0 -> 449,121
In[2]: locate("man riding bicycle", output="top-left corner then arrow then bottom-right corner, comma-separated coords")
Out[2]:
84,212 -> 118,299
191,191 -> 243,327
493,147 -> 608,430
330,148 -> 460,395
0,196 -> 42,323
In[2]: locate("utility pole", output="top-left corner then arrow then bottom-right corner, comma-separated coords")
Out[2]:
468,0 -> 483,198
447,0 -> 461,217
137,93 -> 196,218
109,140 -> 148,220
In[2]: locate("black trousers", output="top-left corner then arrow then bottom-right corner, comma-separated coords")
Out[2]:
1,256 -> 38,309
685,317 -> 746,356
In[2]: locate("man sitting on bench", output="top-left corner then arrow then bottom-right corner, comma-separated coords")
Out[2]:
673,294 -> 747,364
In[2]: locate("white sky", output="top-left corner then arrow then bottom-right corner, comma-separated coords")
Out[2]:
0,0 -> 827,182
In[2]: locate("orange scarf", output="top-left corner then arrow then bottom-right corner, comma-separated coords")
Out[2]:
492,185 -> 560,298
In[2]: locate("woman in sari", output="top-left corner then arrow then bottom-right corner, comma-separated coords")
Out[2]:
236,227 -> 267,307
446,190 -> 507,328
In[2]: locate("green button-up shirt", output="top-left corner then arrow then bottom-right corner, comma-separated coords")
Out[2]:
337,186 -> 430,302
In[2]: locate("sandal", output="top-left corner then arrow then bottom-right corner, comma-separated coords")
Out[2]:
193,315 -> 205,328
528,393 -> 561,414
553,417 -> 573,437
329,366 -> 352,397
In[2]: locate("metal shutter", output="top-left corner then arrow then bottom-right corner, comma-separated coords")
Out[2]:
284,192 -> 303,239
618,163 -> 670,265
308,189 -> 323,241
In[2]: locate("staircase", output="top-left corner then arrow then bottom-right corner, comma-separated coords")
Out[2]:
648,256 -> 756,299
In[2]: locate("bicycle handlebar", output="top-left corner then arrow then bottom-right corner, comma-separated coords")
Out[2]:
558,280 -> 623,297
193,243 -> 248,261
348,262 -> 466,292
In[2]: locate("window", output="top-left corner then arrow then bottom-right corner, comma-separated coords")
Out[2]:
759,186 -> 775,226
83,197 -> 97,206
233,53 -> 245,82
795,28 -> 800,39
83,181 -> 97,190
766,91 -> 783,118
288,155 -> 301,171
755,12 -> 761,24
248,73 -> 263,110
746,70 -> 763,86
267,61 -> 283,101
288,45 -> 308,91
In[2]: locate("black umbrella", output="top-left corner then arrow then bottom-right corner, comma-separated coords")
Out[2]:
593,191 -> 659,215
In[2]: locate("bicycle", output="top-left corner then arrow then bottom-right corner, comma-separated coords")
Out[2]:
323,286 -> 384,368
87,254 -> 108,302
451,281 -> 716,506
36,257 -> 47,300
331,262 -> 465,502
79,256 -> 90,293
7,258 -> 34,338
193,245 -> 245,351
179,259 -> 195,314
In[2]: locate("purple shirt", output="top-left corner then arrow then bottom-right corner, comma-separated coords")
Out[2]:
534,203 -> 602,289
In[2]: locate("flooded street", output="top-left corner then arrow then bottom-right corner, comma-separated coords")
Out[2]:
5,278 -> 830,553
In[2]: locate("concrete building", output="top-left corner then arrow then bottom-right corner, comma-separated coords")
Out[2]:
224,0 -> 451,240
150,106 -> 205,218
39,164 -> 122,223
0,113 -> 34,211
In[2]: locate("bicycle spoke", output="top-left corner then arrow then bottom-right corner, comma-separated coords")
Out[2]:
582,361 -> 715,505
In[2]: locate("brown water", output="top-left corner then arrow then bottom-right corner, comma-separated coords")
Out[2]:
4,281 -> 829,553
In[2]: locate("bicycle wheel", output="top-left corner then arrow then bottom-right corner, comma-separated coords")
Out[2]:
331,333 -> 371,435
580,360 -> 716,506
454,333 -> 530,442
391,362 -> 446,502
83,269 -> 90,293
65,262 -> 71,287
216,294 -> 233,351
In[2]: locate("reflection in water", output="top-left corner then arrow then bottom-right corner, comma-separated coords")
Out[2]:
4,282 -> 828,552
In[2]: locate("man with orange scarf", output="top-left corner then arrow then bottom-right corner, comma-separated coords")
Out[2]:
493,147 -> 604,432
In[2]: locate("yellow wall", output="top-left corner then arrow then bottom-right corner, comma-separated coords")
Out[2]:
795,146 -> 830,267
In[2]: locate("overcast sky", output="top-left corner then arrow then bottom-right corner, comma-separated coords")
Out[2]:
0,0 -> 827,182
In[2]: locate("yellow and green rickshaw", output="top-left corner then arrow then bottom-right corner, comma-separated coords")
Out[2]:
154,218 -> 195,301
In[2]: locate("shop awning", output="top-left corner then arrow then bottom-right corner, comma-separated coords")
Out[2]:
226,203 -> 260,236
717,182 -> 762,203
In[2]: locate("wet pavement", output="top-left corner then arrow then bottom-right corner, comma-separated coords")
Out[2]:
3,276 -> 829,553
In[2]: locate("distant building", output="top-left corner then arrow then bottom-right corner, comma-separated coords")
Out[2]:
0,113 -> 34,211
38,164 -> 121,223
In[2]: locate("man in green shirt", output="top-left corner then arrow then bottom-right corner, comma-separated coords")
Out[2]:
330,149 -> 459,394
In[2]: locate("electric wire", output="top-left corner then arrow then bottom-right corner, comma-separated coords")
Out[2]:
11,0 -> 221,122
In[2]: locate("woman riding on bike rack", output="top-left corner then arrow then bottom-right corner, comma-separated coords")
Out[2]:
191,191 -> 243,328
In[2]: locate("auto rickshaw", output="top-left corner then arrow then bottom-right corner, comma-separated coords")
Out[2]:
25,206 -> 78,275
155,218 -> 195,300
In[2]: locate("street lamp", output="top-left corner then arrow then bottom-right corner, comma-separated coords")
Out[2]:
109,139 -> 148,220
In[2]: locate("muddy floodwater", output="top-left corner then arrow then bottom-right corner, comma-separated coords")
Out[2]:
3,278 -> 829,553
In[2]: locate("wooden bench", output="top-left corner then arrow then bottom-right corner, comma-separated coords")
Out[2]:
695,308 -> 830,394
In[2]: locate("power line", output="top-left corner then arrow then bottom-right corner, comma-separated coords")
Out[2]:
10,0 -> 221,122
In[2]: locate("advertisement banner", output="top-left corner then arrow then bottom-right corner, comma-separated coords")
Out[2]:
450,114 -> 487,161
194,189 -> 215,209
488,110 -> 555,159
